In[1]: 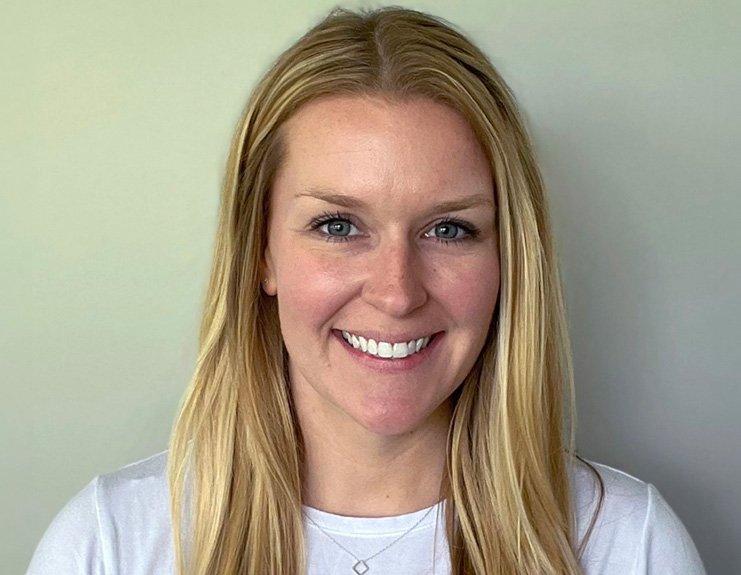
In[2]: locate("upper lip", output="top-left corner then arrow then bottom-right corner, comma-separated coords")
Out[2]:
335,328 -> 441,343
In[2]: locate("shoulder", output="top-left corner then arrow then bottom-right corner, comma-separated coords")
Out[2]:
569,457 -> 706,574
26,476 -> 103,574
94,449 -> 171,526
27,450 -> 173,575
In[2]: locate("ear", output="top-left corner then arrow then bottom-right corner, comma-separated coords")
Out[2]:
261,245 -> 277,296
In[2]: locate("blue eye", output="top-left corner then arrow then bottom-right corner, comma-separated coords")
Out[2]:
308,210 -> 479,246
310,213 -> 359,243
428,221 -> 472,244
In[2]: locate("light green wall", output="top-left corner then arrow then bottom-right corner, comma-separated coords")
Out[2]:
3,1 -> 739,572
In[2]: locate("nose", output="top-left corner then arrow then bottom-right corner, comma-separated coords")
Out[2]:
361,236 -> 428,317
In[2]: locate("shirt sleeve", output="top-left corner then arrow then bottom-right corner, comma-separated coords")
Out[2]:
26,477 -> 105,575
636,483 -> 707,574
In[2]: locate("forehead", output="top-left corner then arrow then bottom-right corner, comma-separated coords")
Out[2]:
272,95 -> 493,204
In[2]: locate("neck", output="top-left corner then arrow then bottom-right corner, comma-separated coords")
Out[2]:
298,398 -> 452,518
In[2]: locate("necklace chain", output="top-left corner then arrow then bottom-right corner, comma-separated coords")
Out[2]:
303,504 -> 437,574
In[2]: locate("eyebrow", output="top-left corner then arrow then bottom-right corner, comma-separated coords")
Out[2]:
294,188 -> 495,215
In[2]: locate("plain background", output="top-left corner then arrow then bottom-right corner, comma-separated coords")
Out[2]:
2,1 -> 738,573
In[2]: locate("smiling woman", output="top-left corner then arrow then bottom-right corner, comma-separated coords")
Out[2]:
27,5 -> 706,575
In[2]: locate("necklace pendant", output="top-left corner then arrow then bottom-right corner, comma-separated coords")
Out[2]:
352,560 -> 369,574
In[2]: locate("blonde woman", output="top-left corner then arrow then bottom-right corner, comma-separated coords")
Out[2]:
27,6 -> 706,575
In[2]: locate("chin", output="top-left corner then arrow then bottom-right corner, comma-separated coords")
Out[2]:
353,405 -> 431,438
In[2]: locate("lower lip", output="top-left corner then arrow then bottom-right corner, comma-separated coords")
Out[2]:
332,330 -> 444,374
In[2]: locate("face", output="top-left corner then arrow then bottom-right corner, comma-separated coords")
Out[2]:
263,95 -> 499,438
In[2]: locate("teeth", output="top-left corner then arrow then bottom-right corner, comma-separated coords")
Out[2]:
341,330 -> 432,359
392,342 -> 409,358
378,341 -> 393,358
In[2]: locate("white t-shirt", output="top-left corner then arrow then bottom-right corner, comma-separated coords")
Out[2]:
26,450 -> 706,574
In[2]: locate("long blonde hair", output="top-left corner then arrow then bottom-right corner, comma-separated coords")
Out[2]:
167,6 -> 604,574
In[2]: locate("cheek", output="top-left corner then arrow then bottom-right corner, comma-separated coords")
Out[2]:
442,255 -> 500,324
277,250 -> 352,332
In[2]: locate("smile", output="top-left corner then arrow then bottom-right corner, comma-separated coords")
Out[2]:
333,329 -> 444,374
341,330 -> 433,358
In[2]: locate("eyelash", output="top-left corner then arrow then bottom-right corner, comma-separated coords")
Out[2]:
308,210 -> 480,246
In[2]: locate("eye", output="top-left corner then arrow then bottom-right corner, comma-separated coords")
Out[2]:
424,219 -> 479,245
308,211 -> 360,243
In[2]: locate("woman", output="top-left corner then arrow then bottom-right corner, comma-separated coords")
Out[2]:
27,6 -> 706,575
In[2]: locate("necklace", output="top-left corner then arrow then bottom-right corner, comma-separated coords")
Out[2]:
303,503 -> 437,574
